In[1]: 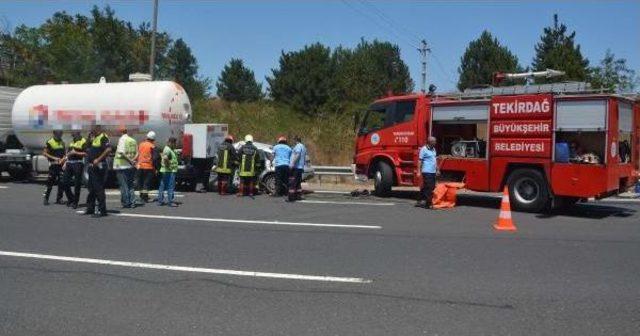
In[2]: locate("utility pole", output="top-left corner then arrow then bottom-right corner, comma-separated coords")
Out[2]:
149,0 -> 159,79
418,39 -> 430,93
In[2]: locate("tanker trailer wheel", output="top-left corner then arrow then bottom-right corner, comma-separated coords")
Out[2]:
373,162 -> 393,197
506,168 -> 550,213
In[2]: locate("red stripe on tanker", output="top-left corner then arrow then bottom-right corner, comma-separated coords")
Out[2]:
490,94 -> 553,120
490,120 -> 552,138
490,139 -> 551,158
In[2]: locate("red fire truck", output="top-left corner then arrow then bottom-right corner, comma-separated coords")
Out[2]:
353,82 -> 639,212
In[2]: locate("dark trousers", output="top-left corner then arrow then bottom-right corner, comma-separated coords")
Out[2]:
288,168 -> 303,201
217,173 -> 232,195
45,164 -> 65,202
135,169 -> 155,202
238,176 -> 257,196
275,165 -> 289,196
62,162 -> 84,205
193,158 -> 214,190
420,173 -> 436,206
86,164 -> 107,214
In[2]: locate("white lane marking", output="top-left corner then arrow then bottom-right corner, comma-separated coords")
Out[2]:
116,213 -> 382,230
311,190 -> 350,195
105,191 -> 184,197
299,200 -> 395,206
593,198 -> 640,203
0,250 -> 371,284
0,186 -> 8,189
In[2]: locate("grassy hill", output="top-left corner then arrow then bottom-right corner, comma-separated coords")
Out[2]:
193,99 -> 361,165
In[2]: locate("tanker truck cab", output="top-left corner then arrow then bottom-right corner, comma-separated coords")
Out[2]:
354,85 -> 639,212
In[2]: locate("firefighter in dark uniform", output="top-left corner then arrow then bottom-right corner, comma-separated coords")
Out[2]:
62,130 -> 87,209
214,135 -> 237,195
84,125 -> 111,217
43,130 -> 68,205
237,134 -> 264,197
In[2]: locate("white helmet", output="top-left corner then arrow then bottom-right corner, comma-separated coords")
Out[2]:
244,134 -> 253,142
146,131 -> 156,140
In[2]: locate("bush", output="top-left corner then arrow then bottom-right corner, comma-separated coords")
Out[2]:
193,99 -> 360,165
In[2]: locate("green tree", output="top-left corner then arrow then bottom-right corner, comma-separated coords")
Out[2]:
589,50 -> 637,92
40,12 -> 96,83
88,5 -> 136,81
1,25 -> 49,86
532,14 -> 589,82
162,38 -> 209,101
267,43 -> 336,115
216,58 -> 263,102
337,39 -> 413,102
457,30 -> 522,91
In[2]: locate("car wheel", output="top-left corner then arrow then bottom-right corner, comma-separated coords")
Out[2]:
373,162 -> 393,197
506,168 -> 550,213
261,173 -> 276,195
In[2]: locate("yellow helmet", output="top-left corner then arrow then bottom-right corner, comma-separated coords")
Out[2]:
244,134 -> 253,142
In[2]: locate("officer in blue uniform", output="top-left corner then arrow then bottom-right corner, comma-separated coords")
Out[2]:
272,136 -> 292,196
416,136 -> 438,209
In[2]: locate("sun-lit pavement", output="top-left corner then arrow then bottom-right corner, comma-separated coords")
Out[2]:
0,182 -> 639,335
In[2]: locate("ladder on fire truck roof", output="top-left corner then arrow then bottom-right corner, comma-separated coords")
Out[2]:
449,81 -> 600,100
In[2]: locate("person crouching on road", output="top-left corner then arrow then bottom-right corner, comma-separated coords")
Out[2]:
157,137 -> 179,207
62,130 -> 87,209
114,126 -> 138,208
272,136 -> 291,197
214,135 -> 237,195
237,134 -> 263,197
85,125 -> 111,217
287,136 -> 306,202
43,130 -> 69,205
416,136 -> 438,209
135,131 -> 156,203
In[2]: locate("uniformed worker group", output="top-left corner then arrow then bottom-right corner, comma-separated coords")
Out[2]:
42,125 -> 309,218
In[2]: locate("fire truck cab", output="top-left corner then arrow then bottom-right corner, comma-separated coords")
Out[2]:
353,83 -> 639,212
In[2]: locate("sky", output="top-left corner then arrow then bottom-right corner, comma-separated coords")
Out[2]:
1,0 -> 638,93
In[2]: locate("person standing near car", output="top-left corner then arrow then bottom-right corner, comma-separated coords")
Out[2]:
135,131 -> 156,203
62,130 -> 87,209
416,136 -> 437,209
272,136 -> 291,197
237,134 -> 263,197
84,125 -> 111,217
114,126 -> 138,208
157,137 -> 179,207
287,136 -> 306,202
214,135 -> 237,195
42,130 -> 68,205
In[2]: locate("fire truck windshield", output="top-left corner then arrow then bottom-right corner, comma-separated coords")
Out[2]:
359,105 -> 387,134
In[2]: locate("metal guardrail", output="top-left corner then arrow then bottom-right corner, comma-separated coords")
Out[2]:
313,165 -> 353,176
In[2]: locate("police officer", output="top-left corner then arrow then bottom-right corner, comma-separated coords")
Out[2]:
62,130 -> 87,209
272,136 -> 291,197
214,135 -> 237,195
287,135 -> 307,202
237,134 -> 264,197
43,130 -> 68,205
84,125 -> 111,217
416,136 -> 438,209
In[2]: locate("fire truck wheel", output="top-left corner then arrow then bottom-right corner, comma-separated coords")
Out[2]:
373,162 -> 393,197
506,168 -> 550,212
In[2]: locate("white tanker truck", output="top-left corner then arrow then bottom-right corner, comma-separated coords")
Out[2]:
0,78 -> 226,189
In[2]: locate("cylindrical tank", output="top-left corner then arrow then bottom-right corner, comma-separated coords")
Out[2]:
11,80 -> 191,151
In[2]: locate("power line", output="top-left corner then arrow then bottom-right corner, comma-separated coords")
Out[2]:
358,0 -> 422,45
340,0 -> 419,49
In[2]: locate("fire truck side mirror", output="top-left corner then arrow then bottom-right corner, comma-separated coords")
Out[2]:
354,111 -> 362,133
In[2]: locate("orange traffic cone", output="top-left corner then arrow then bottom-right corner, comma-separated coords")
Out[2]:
494,187 -> 517,232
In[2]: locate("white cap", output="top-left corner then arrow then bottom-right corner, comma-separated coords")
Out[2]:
146,131 -> 156,140
244,134 -> 253,142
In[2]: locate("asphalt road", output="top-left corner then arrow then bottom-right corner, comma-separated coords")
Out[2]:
0,182 -> 639,335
